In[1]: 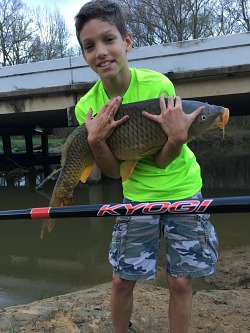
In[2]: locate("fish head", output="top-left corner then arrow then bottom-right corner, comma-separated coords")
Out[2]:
188,105 -> 230,141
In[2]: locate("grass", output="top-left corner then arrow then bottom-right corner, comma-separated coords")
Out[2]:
9,328 -> 19,333
233,248 -> 247,255
0,137 -> 65,152
38,292 -> 51,300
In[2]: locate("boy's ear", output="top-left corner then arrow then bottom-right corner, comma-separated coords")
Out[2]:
125,32 -> 133,52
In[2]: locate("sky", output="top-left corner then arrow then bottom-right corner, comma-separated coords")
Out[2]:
23,0 -> 89,45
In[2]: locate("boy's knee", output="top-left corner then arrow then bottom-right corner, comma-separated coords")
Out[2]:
167,275 -> 192,295
112,274 -> 136,294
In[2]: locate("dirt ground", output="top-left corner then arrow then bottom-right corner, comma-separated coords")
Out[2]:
0,247 -> 249,333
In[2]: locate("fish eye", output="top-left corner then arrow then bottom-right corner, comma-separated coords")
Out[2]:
201,114 -> 207,122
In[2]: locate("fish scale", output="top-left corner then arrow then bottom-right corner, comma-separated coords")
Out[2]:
109,100 -> 166,159
40,98 -> 229,239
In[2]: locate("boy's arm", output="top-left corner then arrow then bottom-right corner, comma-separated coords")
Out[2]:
87,140 -> 121,179
142,95 -> 203,168
85,97 -> 129,179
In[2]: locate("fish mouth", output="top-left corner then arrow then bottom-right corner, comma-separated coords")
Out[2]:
214,108 -> 230,138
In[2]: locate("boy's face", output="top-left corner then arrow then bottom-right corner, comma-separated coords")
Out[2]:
80,19 -> 132,80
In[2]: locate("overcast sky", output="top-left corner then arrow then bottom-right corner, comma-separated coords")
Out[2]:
24,0 -> 89,42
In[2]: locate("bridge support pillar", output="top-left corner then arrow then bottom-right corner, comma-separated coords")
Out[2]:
2,134 -> 12,157
25,132 -> 33,157
41,132 -> 49,156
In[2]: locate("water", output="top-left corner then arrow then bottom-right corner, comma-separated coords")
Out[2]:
0,146 -> 249,308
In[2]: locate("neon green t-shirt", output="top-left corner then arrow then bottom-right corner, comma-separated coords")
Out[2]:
75,68 -> 202,201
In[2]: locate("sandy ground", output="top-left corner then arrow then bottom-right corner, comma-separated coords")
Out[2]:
0,247 -> 249,333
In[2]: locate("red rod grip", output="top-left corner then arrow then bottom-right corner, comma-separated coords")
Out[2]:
30,207 -> 51,219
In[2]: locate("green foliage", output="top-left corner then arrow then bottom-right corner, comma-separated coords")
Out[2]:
38,292 -> 51,300
234,248 -> 247,255
9,328 -> 19,333
0,137 -> 65,152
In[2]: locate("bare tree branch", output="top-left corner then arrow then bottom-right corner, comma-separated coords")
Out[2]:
118,0 -> 249,47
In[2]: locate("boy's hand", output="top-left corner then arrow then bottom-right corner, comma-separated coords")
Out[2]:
142,94 -> 204,145
85,96 -> 129,145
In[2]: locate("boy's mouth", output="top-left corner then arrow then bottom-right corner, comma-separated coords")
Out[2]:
98,60 -> 114,68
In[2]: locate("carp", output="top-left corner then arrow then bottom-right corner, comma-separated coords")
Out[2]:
40,98 -> 229,238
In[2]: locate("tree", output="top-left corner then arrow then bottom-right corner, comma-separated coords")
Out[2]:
119,0 -> 217,46
239,0 -> 250,30
0,0 -> 76,66
28,5 -> 72,61
1,0 -> 248,65
186,0 -> 217,39
213,0 -> 245,35
119,0 -> 250,47
0,0 -> 34,65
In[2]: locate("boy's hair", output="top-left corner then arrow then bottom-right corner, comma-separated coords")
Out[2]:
75,0 -> 128,50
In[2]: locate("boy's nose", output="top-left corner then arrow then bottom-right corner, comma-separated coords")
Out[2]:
96,43 -> 108,58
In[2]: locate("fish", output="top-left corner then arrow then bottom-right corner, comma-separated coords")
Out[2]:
40,98 -> 229,239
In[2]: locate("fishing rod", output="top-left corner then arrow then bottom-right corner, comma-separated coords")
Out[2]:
0,196 -> 249,221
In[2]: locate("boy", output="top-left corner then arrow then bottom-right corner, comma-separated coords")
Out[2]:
74,1 -> 218,332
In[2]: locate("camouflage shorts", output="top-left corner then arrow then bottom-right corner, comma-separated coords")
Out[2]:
109,192 -> 218,280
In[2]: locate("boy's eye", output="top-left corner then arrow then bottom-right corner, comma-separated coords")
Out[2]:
105,36 -> 115,43
83,44 -> 93,52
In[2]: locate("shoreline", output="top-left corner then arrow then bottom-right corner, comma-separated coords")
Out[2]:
0,247 -> 249,332
0,283 -> 249,333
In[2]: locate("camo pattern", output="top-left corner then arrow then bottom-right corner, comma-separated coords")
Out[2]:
109,192 -> 218,280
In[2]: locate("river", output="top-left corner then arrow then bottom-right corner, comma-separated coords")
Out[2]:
0,146 -> 249,308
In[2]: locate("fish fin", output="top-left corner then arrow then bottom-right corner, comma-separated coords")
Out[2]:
40,218 -> 55,239
80,163 -> 95,183
141,146 -> 162,156
40,197 -> 73,239
120,160 -> 138,182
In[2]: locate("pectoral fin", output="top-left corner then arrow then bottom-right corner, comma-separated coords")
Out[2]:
141,146 -> 163,157
120,160 -> 138,182
120,146 -> 163,182
80,163 -> 95,183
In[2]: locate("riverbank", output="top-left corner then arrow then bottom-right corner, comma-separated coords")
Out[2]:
0,125 -> 249,177
0,247 -> 249,333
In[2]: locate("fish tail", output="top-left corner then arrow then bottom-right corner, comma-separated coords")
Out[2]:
40,195 -> 73,239
40,218 -> 55,239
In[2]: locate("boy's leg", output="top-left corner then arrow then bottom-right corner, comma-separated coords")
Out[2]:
109,214 -> 161,332
163,193 -> 218,332
111,275 -> 136,333
167,275 -> 193,333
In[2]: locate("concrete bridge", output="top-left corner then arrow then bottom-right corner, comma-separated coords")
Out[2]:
0,32 -> 249,169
